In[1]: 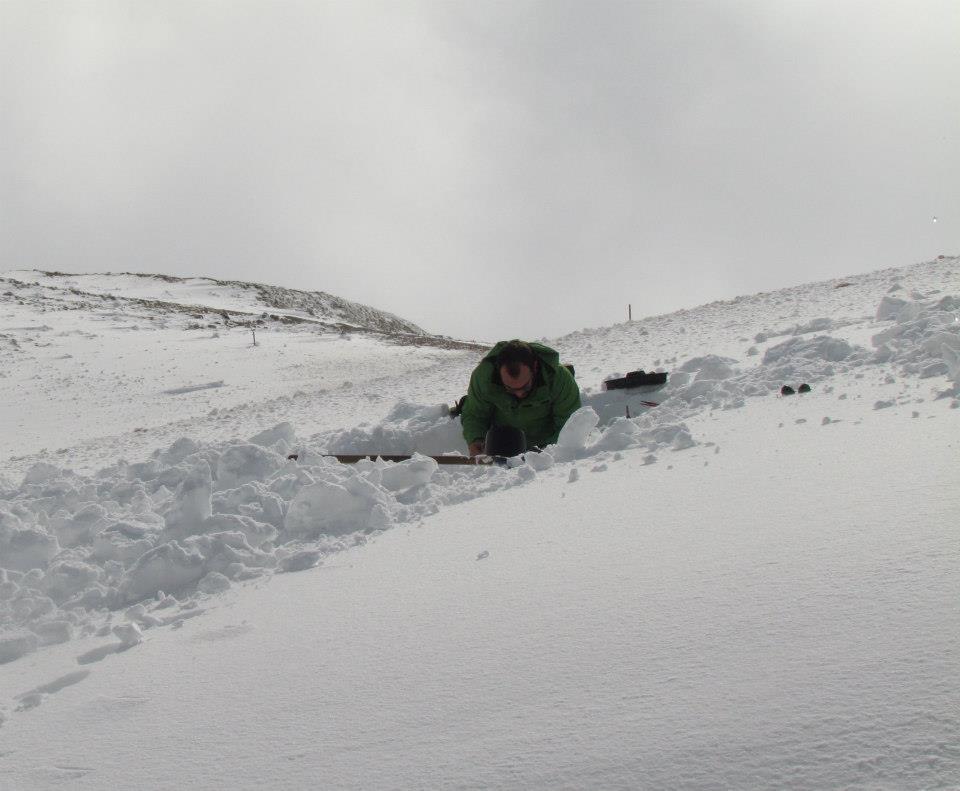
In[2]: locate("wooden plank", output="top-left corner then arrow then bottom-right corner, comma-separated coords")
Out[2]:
330,454 -> 496,466
287,453 -> 495,466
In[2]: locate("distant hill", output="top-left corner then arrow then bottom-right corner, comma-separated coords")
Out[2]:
0,270 -> 428,337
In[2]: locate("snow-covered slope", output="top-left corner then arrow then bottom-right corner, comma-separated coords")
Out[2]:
1,258 -> 958,790
0,270 -> 481,472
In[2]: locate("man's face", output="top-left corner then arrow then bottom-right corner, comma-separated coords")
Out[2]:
500,364 -> 535,399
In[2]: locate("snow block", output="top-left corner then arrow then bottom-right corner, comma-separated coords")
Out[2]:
378,454 -> 439,492
91,520 -> 161,564
215,444 -> 286,490
677,355 -> 738,382
762,336 -> 855,365
557,407 -> 600,451
0,527 -> 61,573
164,461 -> 213,533
248,422 -> 296,448
119,541 -> 206,604
284,477 -> 391,537
876,295 -> 907,321
200,514 -> 277,548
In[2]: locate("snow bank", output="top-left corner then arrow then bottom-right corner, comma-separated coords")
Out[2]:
0,398 -> 697,652
871,294 -> 960,384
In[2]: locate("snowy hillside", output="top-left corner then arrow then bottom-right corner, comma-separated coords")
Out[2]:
1,258 -> 958,790
2,270 -> 427,334
0,270 -> 482,473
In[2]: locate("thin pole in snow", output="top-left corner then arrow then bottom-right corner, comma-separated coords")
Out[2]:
252,329 -> 257,346
628,304 -> 632,321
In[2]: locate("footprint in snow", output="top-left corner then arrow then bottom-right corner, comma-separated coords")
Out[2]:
15,670 -> 91,711
476,551 -> 489,561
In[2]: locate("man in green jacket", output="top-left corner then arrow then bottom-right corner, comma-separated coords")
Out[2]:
461,340 -> 581,456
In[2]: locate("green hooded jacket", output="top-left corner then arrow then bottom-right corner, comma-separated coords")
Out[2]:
460,341 -> 581,448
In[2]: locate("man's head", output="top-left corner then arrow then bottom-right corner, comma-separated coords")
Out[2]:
496,341 -> 539,399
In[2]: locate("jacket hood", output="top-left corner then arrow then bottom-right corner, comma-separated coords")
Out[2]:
481,340 -> 562,373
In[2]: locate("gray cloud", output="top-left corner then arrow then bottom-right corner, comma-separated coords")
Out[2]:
2,1 -> 957,342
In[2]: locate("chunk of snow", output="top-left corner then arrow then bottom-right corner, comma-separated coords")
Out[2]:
876,295 -> 907,321
119,541 -> 206,604
164,461 -> 213,533
284,478 -> 390,537
0,527 -> 61,573
378,454 -> 438,491
216,444 -> 285,490
677,355 -> 738,381
557,407 -> 599,451
198,571 -> 232,594
248,422 -> 296,448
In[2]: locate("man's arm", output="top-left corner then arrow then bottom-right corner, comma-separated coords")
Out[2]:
544,365 -> 582,445
460,364 -> 494,452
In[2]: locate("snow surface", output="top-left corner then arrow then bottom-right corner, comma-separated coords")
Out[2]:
1,258 -> 959,789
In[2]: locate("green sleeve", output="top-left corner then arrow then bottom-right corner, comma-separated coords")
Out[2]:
544,365 -> 582,445
460,364 -> 494,444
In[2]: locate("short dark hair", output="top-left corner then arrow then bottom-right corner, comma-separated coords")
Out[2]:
496,341 -> 537,377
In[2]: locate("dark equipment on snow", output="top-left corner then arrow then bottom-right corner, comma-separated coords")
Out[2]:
798,383 -> 811,393
780,385 -> 796,395
484,425 -> 527,459
602,369 -> 668,391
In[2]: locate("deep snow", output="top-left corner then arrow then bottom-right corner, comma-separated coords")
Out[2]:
1,259 -> 958,789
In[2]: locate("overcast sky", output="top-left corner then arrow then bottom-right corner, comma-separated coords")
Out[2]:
2,1 -> 957,342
